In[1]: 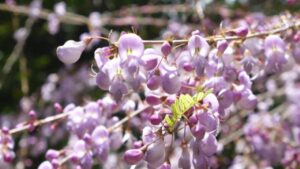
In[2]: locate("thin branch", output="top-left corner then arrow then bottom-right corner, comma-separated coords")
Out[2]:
219,128 -> 244,146
108,106 -> 149,132
9,112 -> 69,135
0,3 -> 169,27
0,16 -> 35,89
0,3 -> 88,25
59,154 -> 72,166
19,55 -> 29,95
9,106 -> 149,135
142,19 -> 300,45
112,4 -> 190,16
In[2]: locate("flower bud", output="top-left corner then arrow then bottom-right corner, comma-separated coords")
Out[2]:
89,12 -> 101,28
182,62 -> 194,72
28,110 -> 37,120
14,27 -> 27,42
143,54 -> 159,71
83,133 -> 93,145
53,102 -> 63,113
293,32 -> 300,42
56,40 -> 86,64
159,162 -> 171,169
146,95 -> 161,106
54,2 -> 66,16
161,41 -> 172,56
188,114 -> 198,125
216,40 -> 228,56
191,122 -> 206,140
150,113 -> 163,125
50,159 -> 59,169
46,149 -> 60,160
235,26 -> 249,37
226,26 -> 248,37
70,155 -> 79,164
48,14 -> 59,35
2,127 -> 9,134
161,72 -> 181,94
133,141 -> 143,149
124,149 -> 144,165
147,75 -> 161,90
3,151 -> 15,163
38,161 -> 54,169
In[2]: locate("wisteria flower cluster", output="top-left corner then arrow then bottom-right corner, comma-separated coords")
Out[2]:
1,0 -> 300,169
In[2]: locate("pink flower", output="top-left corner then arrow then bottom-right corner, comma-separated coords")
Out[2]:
118,33 -> 144,62
187,35 -> 210,57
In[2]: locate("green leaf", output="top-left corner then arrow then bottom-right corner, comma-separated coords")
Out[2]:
193,92 -> 205,102
171,103 -> 179,119
164,115 -> 176,131
163,88 -> 213,131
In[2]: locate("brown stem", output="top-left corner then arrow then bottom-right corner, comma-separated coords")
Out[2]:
0,3 -> 88,25
0,17 -> 35,89
9,105 -> 149,135
19,55 -> 29,95
108,106 -> 149,132
0,3 -> 169,27
9,112 -> 69,135
142,20 -> 300,45
113,4 -> 190,16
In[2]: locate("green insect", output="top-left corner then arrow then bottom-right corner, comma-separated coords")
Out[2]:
164,88 -> 213,133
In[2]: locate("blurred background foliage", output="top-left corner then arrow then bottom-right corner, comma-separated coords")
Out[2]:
0,0 -> 299,114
